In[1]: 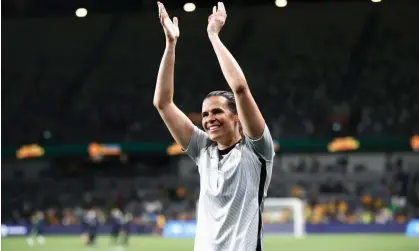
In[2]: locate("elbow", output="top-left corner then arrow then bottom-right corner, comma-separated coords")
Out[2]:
153,97 -> 164,109
153,90 -> 173,110
153,100 -> 165,110
232,81 -> 249,95
153,99 -> 171,110
228,75 -> 248,94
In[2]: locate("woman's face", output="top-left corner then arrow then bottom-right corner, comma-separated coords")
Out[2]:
201,95 -> 238,142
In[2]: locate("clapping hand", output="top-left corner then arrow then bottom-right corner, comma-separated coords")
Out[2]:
207,2 -> 227,36
158,1 -> 179,43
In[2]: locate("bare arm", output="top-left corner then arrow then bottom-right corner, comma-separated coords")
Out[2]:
208,2 -> 265,139
153,2 -> 193,150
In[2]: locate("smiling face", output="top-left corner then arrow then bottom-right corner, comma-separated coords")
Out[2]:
201,95 -> 239,143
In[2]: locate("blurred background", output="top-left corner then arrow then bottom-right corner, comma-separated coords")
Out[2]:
2,0 -> 419,250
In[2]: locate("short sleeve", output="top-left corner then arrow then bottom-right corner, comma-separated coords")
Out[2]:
183,125 -> 211,163
245,124 -> 275,161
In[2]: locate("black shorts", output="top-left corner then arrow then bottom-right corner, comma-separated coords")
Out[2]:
88,231 -> 97,241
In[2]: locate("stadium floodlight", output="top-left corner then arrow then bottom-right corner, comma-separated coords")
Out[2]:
75,8 -> 88,18
263,198 -> 306,238
275,0 -> 287,8
183,3 -> 196,12
371,0 -> 382,2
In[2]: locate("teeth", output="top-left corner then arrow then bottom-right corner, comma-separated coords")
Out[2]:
209,126 -> 219,131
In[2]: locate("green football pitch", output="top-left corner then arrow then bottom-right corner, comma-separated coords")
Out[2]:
2,235 -> 418,251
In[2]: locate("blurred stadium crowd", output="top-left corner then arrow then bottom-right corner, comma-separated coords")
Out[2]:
3,152 -> 418,227
2,1 -> 419,230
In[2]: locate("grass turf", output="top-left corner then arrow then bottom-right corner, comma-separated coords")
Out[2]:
2,235 -> 418,251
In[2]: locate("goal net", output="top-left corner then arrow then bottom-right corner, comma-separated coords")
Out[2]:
262,198 -> 306,238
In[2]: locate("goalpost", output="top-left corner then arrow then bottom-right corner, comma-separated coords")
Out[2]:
194,197 -> 306,238
263,198 -> 306,238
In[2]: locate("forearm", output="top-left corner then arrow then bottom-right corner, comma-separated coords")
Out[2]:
209,34 -> 247,93
153,42 -> 177,108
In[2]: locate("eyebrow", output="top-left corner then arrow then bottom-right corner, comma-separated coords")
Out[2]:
202,108 -> 224,115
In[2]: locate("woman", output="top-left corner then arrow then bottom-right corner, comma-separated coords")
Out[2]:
153,2 -> 275,250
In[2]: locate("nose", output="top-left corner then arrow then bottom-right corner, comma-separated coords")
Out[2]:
207,113 -> 216,123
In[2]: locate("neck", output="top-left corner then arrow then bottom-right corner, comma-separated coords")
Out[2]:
217,132 -> 242,150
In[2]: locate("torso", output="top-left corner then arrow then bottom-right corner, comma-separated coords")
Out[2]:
194,140 -> 273,251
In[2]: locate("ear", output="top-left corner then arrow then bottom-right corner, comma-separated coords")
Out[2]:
234,115 -> 239,123
234,116 -> 241,127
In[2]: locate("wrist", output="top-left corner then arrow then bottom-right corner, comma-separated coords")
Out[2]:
208,32 -> 219,40
165,40 -> 177,50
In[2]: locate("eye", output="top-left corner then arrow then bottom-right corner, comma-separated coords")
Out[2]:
213,108 -> 223,114
202,112 -> 208,118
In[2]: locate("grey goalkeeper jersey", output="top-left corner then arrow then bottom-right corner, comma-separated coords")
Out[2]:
184,124 -> 275,251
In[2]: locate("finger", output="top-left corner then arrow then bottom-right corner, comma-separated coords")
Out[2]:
160,13 -> 169,27
173,17 -> 178,27
159,8 -> 168,22
158,1 -> 162,15
157,1 -> 165,9
160,12 -> 166,24
213,6 -> 216,15
158,2 -> 166,18
161,14 -> 170,27
219,2 -> 226,14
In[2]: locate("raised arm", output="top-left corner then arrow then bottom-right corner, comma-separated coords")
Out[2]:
153,2 -> 193,150
207,2 -> 265,139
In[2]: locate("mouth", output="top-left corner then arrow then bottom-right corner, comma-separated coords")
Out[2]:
207,125 -> 221,132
